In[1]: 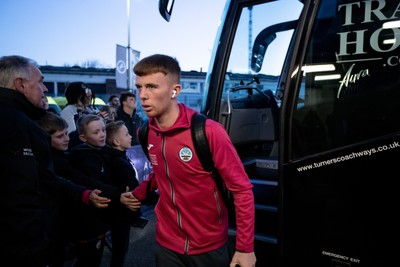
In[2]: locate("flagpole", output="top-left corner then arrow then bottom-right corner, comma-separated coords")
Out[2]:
127,0 -> 131,91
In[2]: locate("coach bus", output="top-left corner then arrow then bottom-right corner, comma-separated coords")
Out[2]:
159,1 -> 400,266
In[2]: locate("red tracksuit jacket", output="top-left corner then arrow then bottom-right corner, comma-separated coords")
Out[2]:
132,104 -> 255,254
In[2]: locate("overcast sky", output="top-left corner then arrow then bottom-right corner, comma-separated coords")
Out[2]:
0,0 -> 226,72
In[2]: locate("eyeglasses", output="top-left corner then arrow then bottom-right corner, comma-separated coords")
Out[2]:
79,83 -> 91,93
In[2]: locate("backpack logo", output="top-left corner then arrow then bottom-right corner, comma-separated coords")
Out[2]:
179,147 -> 193,162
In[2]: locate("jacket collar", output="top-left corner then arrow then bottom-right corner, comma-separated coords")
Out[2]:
148,103 -> 197,134
0,87 -> 46,120
117,105 -> 136,119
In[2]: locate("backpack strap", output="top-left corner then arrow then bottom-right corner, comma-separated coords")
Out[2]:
191,113 -> 214,173
138,119 -> 150,161
191,113 -> 225,194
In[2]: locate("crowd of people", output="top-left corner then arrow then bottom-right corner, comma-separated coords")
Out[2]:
0,54 -> 256,267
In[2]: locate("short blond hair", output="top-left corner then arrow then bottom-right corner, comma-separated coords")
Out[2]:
106,120 -> 125,146
76,114 -> 103,135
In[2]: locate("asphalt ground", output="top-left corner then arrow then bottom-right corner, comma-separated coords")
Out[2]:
64,206 -> 157,267
101,206 -> 157,267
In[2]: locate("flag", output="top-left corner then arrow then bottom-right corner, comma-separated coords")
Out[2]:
116,44 -> 127,89
129,48 -> 141,90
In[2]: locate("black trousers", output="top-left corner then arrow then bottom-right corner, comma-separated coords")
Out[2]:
110,221 -> 131,267
155,242 -> 231,267
72,236 -> 105,267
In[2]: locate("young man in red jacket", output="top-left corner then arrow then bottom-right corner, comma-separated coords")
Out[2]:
122,54 -> 257,267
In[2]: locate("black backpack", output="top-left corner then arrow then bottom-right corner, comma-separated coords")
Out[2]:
138,113 -> 235,226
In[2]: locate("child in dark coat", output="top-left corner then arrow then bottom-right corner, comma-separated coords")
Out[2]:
38,112 -> 141,267
68,114 -> 142,267
37,112 -> 116,267
106,120 -> 142,267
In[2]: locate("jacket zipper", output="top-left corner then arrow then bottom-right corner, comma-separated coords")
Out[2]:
162,135 -> 190,253
214,188 -> 223,224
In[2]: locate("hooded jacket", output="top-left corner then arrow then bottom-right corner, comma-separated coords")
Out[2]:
132,103 -> 255,255
0,87 -> 86,264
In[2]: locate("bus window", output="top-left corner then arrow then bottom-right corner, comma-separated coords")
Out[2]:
291,0 -> 400,159
218,1 -> 302,158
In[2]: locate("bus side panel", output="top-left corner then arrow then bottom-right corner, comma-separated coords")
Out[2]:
282,137 -> 399,266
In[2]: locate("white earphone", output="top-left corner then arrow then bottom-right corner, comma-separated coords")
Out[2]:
172,90 -> 177,98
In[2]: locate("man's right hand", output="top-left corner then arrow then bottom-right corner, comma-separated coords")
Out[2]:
121,191 -> 141,211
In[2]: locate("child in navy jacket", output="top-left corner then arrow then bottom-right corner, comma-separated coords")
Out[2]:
106,120 -> 142,267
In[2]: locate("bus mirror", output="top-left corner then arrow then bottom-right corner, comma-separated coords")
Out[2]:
159,0 -> 175,22
251,33 -> 276,72
251,20 -> 298,72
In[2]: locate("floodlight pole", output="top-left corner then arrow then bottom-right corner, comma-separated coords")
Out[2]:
127,0 -> 131,91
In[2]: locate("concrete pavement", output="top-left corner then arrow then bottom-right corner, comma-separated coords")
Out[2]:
101,207 -> 157,267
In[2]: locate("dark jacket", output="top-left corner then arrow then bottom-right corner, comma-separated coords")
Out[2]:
107,147 -> 141,222
115,107 -> 144,145
52,148 -> 121,202
0,87 -> 86,265
67,143 -> 113,240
